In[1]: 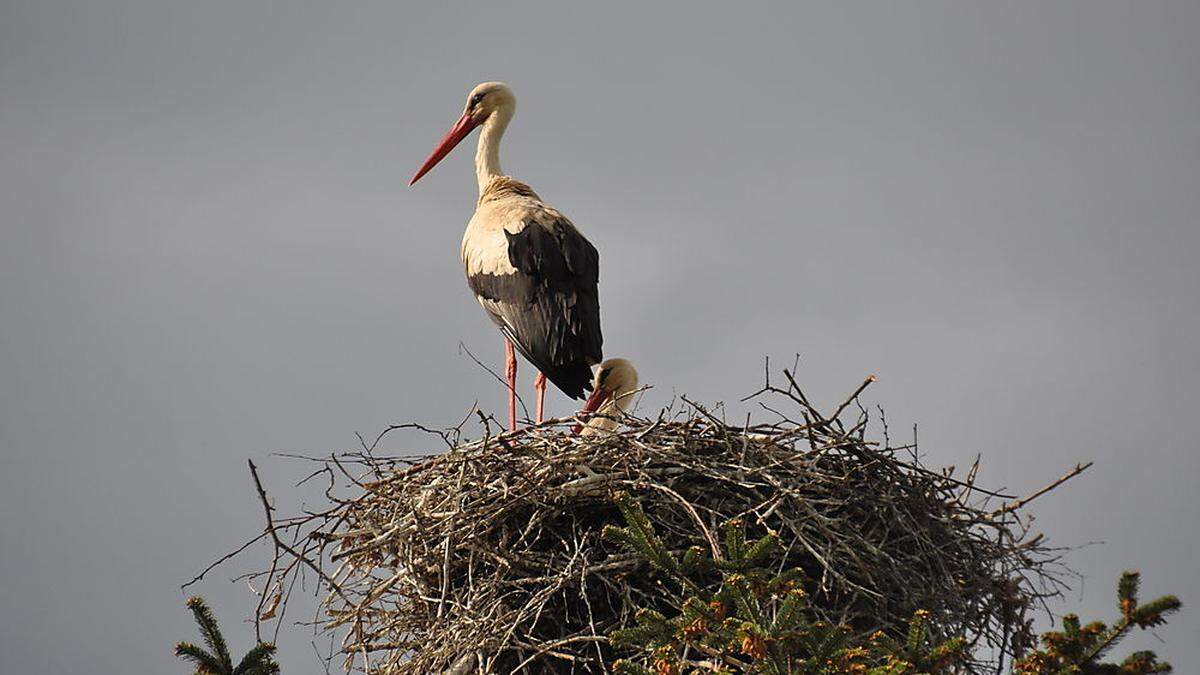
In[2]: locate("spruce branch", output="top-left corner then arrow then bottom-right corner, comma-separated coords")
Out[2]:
175,597 -> 279,675
186,596 -> 232,672
175,642 -> 225,674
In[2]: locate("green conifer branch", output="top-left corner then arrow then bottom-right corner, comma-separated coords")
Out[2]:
186,596 -> 233,672
175,641 -> 225,674
233,642 -> 279,675
175,597 -> 280,675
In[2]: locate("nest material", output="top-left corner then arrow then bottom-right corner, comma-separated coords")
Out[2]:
244,375 -> 1071,674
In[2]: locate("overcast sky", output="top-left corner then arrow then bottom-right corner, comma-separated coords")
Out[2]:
1,2 -> 1197,672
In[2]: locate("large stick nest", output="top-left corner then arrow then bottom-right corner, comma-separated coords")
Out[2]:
238,373 -> 1073,674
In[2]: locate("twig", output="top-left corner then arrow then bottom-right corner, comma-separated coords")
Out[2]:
459,341 -> 531,421
181,531 -> 269,590
828,374 -> 877,423
993,462 -> 1093,515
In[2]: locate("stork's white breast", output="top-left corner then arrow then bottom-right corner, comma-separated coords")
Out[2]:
461,201 -> 537,278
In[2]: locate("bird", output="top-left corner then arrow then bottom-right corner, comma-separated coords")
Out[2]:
409,82 -> 603,431
573,358 -> 639,435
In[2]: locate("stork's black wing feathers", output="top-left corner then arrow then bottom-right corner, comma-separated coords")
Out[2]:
468,218 -> 602,399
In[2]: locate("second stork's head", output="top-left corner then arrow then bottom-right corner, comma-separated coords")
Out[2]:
410,81 -> 516,185
575,359 -> 640,435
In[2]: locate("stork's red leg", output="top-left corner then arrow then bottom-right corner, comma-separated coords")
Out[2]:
534,372 -> 547,424
505,339 -> 518,432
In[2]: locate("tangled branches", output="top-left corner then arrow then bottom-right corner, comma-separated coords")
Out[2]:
215,371 -> 1080,674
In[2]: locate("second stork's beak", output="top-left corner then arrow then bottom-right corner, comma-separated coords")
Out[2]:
410,112 -> 482,185
571,386 -> 612,434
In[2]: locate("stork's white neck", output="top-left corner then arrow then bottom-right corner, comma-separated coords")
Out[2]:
475,107 -> 513,195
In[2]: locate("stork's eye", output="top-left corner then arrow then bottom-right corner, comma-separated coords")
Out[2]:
470,93 -> 485,107
598,370 -> 611,385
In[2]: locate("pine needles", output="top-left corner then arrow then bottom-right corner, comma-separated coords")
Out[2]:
1013,571 -> 1181,674
175,597 -> 280,675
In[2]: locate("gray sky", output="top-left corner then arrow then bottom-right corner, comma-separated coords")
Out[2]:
1,1 -> 1197,672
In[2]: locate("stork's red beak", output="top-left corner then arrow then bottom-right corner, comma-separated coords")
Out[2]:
571,387 -> 612,434
410,112 -> 482,185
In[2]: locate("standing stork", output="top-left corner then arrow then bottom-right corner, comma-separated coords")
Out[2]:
410,82 -> 603,431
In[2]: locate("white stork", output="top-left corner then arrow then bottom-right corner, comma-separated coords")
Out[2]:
573,358 -> 639,435
409,82 -> 603,431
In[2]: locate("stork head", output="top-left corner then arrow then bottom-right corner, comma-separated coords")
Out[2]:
410,82 -> 515,185
574,358 -> 640,434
